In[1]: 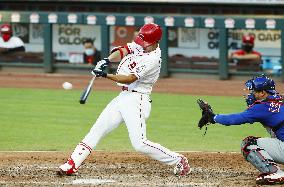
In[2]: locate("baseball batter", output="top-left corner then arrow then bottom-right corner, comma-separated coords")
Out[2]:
58,23 -> 190,177
197,75 -> 284,185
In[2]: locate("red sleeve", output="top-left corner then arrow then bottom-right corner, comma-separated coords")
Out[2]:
232,50 -> 261,57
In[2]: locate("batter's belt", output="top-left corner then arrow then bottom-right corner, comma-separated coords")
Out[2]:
121,86 -> 152,103
122,86 -> 137,93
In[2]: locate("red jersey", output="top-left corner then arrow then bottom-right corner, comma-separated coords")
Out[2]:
232,50 -> 262,57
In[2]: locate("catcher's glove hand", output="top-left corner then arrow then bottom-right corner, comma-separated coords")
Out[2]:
197,99 -> 215,130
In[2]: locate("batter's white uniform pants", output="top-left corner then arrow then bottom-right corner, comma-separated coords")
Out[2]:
82,91 -> 182,165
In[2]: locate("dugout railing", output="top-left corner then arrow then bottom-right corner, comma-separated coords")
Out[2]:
0,11 -> 284,81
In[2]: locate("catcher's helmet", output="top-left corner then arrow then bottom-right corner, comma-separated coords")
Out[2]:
245,75 -> 276,94
134,23 -> 162,48
0,24 -> 12,34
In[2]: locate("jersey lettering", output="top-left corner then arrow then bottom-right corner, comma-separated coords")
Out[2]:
268,102 -> 281,113
128,61 -> 137,70
136,64 -> 146,74
116,46 -> 161,94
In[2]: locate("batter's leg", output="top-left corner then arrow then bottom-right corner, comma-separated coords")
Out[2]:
119,93 -> 189,176
58,96 -> 123,176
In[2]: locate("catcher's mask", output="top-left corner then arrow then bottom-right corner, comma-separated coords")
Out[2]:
245,74 -> 276,95
134,23 -> 162,49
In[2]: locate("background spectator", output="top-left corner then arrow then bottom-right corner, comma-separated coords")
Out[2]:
83,38 -> 101,66
0,23 -> 25,54
230,34 -> 262,62
229,34 -> 262,71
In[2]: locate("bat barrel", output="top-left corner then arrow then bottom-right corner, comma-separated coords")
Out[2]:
79,100 -> 86,104
79,76 -> 96,105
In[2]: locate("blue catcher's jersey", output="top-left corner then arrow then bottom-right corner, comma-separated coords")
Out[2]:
214,95 -> 284,141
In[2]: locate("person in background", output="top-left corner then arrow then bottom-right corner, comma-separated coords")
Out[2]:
83,38 -> 101,66
230,34 -> 262,62
0,23 -> 25,54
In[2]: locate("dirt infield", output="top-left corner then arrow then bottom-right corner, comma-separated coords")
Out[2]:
1,151 -> 283,187
0,151 -> 259,187
1,72 -> 284,186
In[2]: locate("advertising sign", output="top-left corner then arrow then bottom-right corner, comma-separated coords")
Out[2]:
52,24 -> 101,53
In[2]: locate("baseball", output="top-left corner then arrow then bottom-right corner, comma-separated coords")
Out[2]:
62,82 -> 73,90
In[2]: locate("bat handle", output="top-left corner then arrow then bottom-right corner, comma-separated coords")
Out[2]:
91,75 -> 96,83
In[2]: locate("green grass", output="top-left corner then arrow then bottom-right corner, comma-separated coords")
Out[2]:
0,88 -> 267,152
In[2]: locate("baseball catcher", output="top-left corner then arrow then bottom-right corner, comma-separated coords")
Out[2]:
196,74 -> 284,185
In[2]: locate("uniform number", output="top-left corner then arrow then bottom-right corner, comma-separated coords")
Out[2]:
128,61 -> 137,70
268,102 -> 281,113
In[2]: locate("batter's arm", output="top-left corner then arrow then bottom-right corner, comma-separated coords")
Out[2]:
93,47 -> 128,70
106,74 -> 138,84
108,47 -> 129,62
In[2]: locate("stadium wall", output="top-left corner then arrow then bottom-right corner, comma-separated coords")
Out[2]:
0,1 -> 283,81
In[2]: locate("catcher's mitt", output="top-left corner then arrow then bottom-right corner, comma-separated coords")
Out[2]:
197,99 -> 215,130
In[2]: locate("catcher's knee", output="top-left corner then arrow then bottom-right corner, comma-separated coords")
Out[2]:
240,136 -> 278,173
240,136 -> 259,158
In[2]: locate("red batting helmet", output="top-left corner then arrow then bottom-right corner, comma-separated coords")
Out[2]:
0,24 -> 12,34
134,23 -> 162,48
242,34 -> 255,44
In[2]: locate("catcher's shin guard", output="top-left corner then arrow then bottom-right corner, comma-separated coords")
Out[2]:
246,149 -> 278,173
174,156 -> 191,177
241,136 -> 259,158
57,142 -> 92,176
241,136 -> 278,173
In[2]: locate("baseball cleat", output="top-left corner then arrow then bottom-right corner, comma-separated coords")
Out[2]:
57,158 -> 78,176
256,172 -> 284,185
174,156 -> 191,177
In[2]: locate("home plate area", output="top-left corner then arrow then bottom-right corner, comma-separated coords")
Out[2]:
1,151 -> 283,186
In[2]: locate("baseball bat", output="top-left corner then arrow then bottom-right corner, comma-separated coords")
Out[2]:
79,76 -> 96,104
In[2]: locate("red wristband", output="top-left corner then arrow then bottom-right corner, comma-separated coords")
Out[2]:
118,48 -> 124,59
124,45 -> 131,54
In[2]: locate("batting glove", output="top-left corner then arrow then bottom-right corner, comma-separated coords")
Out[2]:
91,68 -> 107,78
95,58 -> 110,71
